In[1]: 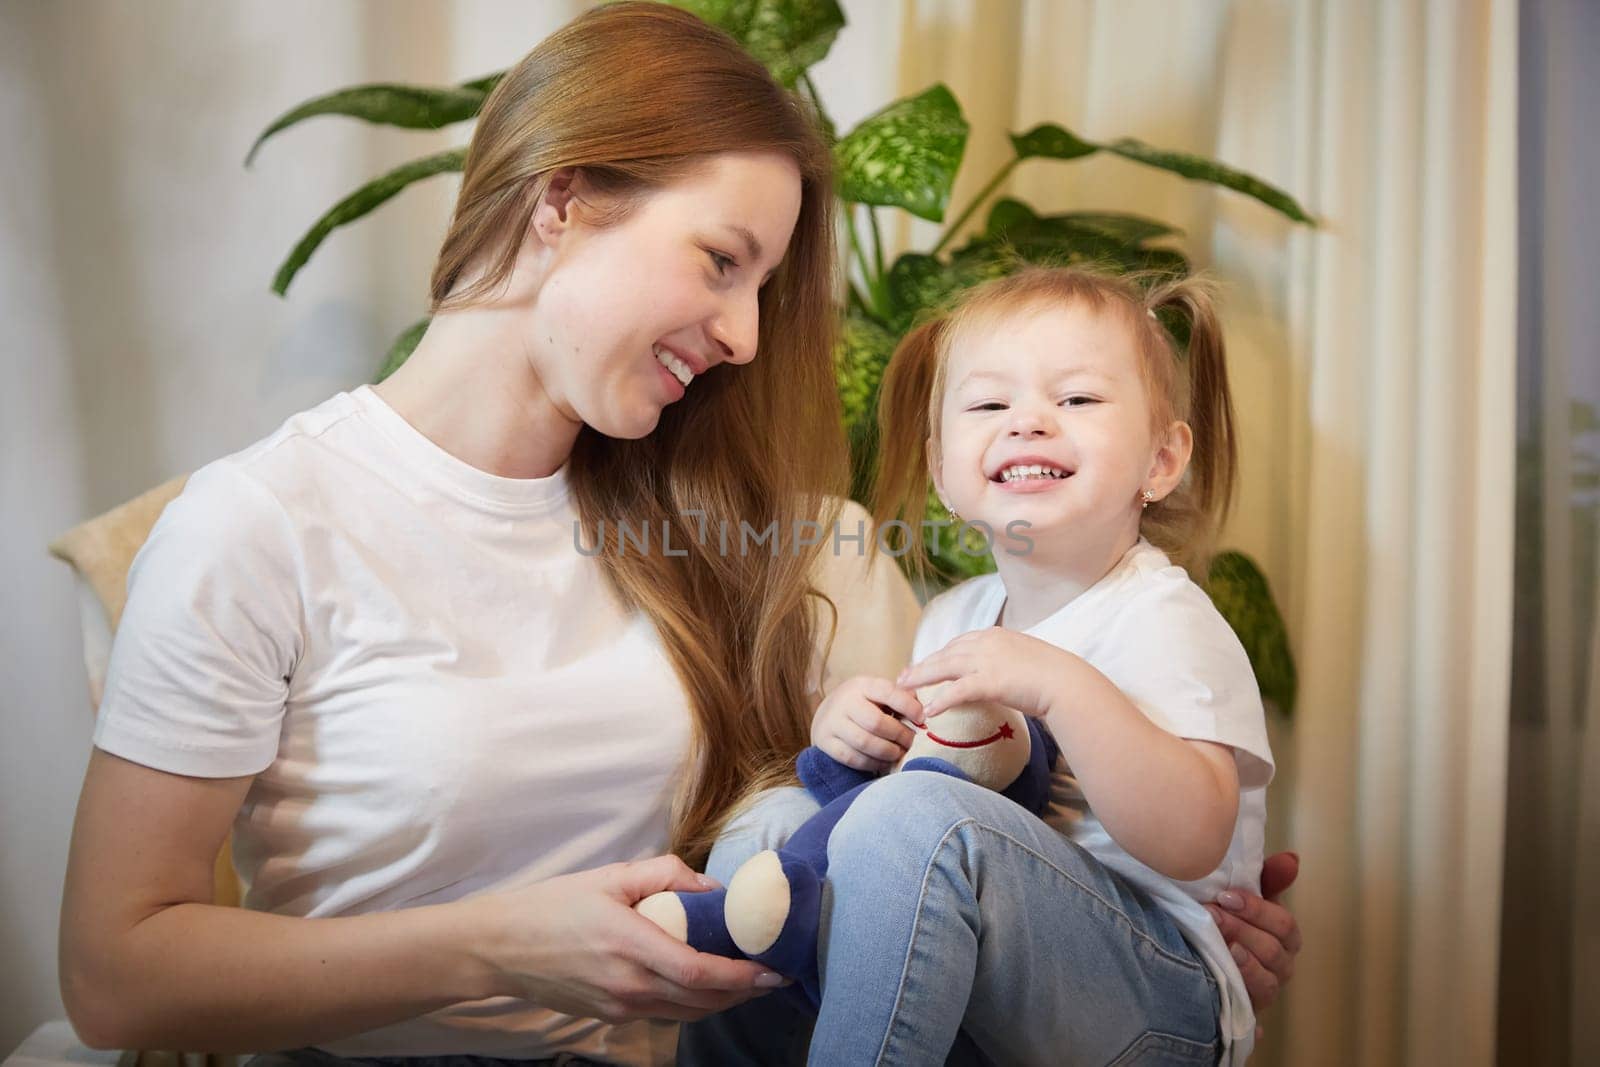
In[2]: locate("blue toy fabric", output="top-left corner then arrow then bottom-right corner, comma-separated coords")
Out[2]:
675,717 -> 1060,1009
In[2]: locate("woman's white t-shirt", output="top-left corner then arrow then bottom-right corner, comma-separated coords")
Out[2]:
911,540 -> 1275,1067
92,385 -> 920,1064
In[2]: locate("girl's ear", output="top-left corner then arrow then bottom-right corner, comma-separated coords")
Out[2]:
926,437 -> 952,513
1145,420 -> 1194,503
530,167 -> 582,247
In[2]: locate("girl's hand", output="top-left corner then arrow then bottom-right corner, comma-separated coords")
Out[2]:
810,675 -> 925,773
896,627 -> 1077,719
469,856 -> 786,1024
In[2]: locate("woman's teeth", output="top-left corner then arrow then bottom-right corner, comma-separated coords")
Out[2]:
1000,464 -> 1070,482
654,345 -> 694,388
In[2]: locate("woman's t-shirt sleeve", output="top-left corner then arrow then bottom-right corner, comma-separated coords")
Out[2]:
92,461 -> 304,778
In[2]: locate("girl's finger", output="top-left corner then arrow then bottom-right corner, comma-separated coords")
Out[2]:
923,678 -> 987,718
896,664 -> 957,691
847,699 -> 916,746
844,721 -> 907,763
860,678 -> 926,726
826,737 -> 887,774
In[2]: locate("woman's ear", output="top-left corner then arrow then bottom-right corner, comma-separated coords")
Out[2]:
530,167 -> 583,247
1145,420 -> 1194,502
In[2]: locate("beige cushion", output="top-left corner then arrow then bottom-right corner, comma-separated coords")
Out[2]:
48,474 -> 241,912
49,475 -> 189,706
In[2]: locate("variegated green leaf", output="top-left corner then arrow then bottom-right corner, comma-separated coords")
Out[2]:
836,308 -> 897,437
246,83 -> 489,166
1008,123 -> 1314,225
1050,211 -> 1182,244
375,318 -> 430,383
1010,123 -> 1096,162
882,247 -> 1013,332
835,84 -> 969,222
835,307 -> 900,500
669,0 -> 845,86
966,199 -> 1188,276
1103,138 -> 1314,223
1204,550 -> 1298,716
921,483 -> 998,585
272,149 -> 465,296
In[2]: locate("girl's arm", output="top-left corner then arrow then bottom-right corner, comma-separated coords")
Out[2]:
61,750 -> 779,1053
1034,653 -> 1239,881
898,627 -> 1238,882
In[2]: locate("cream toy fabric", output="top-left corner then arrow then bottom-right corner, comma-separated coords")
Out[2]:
637,692 -> 1059,1007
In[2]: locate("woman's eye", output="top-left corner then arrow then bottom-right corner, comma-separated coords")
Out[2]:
707,249 -> 736,275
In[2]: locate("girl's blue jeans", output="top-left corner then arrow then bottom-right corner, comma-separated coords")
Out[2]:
677,771 -> 1221,1066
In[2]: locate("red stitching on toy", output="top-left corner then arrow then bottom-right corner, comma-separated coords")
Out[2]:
923,721 -> 1015,749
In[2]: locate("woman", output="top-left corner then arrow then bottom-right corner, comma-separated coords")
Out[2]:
58,5 -> 1299,1065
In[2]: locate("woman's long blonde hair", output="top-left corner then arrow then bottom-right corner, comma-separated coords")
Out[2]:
872,267 -> 1238,582
431,2 -> 846,867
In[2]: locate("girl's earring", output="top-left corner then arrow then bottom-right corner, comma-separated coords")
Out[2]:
941,496 -> 962,524
1141,488 -> 1156,510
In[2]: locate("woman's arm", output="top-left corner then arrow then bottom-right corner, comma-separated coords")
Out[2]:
60,749 -> 496,1051
900,628 -> 1239,881
61,750 -> 779,1053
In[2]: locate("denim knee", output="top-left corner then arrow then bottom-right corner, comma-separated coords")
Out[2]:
827,769 -> 993,875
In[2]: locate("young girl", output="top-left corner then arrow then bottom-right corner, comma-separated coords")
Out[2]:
683,266 -> 1273,1066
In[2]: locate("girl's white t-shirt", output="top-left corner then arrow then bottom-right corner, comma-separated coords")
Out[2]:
92,385 -> 920,1065
911,540 -> 1275,1067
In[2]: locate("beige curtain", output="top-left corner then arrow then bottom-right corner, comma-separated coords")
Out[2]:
864,2 -> 1517,1064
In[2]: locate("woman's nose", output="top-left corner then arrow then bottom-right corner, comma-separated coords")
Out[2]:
711,289 -> 760,366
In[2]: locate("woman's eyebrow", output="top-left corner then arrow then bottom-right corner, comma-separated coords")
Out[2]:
722,224 -> 764,263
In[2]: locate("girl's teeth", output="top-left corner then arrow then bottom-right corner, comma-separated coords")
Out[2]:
654,345 -> 693,387
1002,465 -> 1067,482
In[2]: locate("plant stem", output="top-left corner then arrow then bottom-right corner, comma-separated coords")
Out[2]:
931,158 -> 1019,256
843,205 -> 878,314
799,72 -> 837,141
868,206 -> 885,280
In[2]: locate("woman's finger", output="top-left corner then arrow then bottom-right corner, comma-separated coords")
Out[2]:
1260,851 -> 1300,902
1217,889 -> 1303,956
1209,906 -> 1294,983
611,855 -> 715,903
628,930 -> 787,996
1230,942 -> 1281,1012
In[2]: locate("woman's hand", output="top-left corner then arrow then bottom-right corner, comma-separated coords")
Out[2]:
469,855 -> 786,1024
810,675 -> 925,773
1205,850 -> 1302,1026
895,627 -> 1076,719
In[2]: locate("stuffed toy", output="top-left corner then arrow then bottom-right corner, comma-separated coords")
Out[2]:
636,690 -> 1060,1008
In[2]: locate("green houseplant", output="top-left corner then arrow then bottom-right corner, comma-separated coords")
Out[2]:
246,0 -> 1304,716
